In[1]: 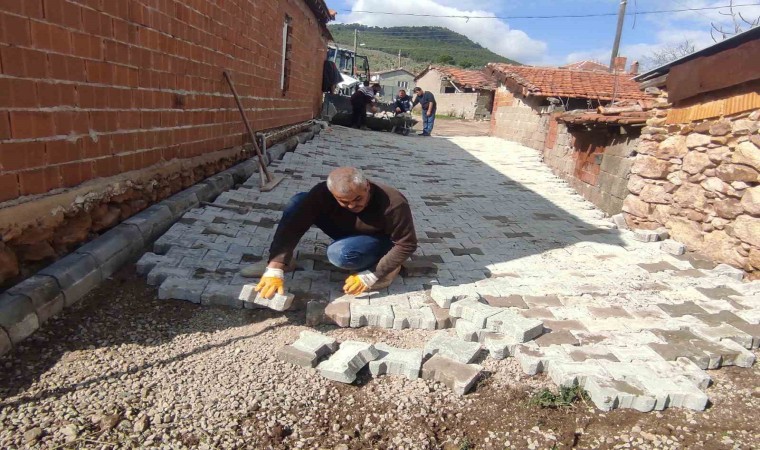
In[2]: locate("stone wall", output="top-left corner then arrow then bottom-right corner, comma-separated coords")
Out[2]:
490,86 -> 549,150
623,106 -> 760,276
415,70 -> 490,120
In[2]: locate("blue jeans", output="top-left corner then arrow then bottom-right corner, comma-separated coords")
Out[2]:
422,113 -> 435,134
281,193 -> 393,271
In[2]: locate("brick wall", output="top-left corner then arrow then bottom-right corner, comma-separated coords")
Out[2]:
0,0 -> 329,286
489,86 -> 549,149
0,0 -> 328,203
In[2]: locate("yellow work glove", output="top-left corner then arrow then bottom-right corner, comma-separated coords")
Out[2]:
343,271 -> 378,295
254,268 -> 285,299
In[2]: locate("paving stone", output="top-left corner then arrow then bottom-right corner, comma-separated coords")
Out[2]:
407,292 -> 432,309
611,213 -> 629,230
648,329 -> 745,369
534,330 -> 579,347
696,286 -> 741,300
247,291 -> 294,311
36,253 -> 101,307
449,297 -> 501,328
423,332 -> 481,364
485,309 -> 544,342
483,333 -> 519,359
350,303 -> 394,328
566,345 -> 619,362
6,275 -> 64,323
369,343 -> 423,380
306,300 -> 328,326
427,302 -> 453,329
588,306 -> 632,319
317,341 -> 379,383
605,363 -> 708,411
585,376 -> 657,412
481,294 -> 528,309
694,311 -> 760,349
277,346 -> 319,368
292,330 -> 338,358
675,254 -> 717,270
542,319 -> 588,333
657,301 -> 708,317
0,293 -> 40,344
689,323 -> 754,349
122,204 -> 174,242
430,284 -> 476,308
75,225 -> 145,278
147,266 -> 193,286
609,345 -> 666,362
200,283 -> 245,308
322,301 -> 350,327
524,295 -> 562,307
0,328 -> 11,356
548,359 -> 609,388
420,354 -> 482,395
715,338 -> 756,367
455,318 -> 489,342
158,278 -> 208,303
521,308 -> 556,320
514,344 -> 569,375
632,228 -> 669,242
370,295 -> 410,308
671,268 -> 706,278
392,306 -> 436,330
710,264 -> 745,280
638,262 -> 679,273
673,357 -> 713,390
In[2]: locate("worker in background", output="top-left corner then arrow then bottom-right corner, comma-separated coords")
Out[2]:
350,82 -> 380,129
412,86 -> 436,136
244,167 -> 418,299
394,89 -> 412,115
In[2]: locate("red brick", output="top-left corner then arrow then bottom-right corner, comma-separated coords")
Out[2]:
46,140 -> 82,165
0,172 -> 19,202
0,0 -> 43,18
104,40 -> 130,65
71,32 -> 103,59
0,12 -> 31,46
93,156 -> 118,177
0,78 -> 37,107
85,60 -> 113,84
18,166 -> 61,196
111,18 -> 130,41
0,111 -> 10,139
101,0 -> 129,18
0,46 -> 48,78
89,111 -> 119,132
9,111 -> 55,139
59,160 -> 94,187
54,111 -> 89,135
81,7 -> 113,38
48,54 -> 87,82
81,135 -> 110,158
42,0 -> 82,29
117,152 -> 137,172
37,82 -> 77,107
0,141 -> 46,171
31,20 -> 71,53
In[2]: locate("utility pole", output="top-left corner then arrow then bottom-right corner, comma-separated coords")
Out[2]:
398,49 -> 401,68
353,29 -> 358,76
609,0 -> 627,71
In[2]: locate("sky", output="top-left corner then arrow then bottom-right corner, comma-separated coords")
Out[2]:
327,0 -> 760,67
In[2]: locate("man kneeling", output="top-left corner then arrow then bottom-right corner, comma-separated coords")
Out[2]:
245,167 -> 418,299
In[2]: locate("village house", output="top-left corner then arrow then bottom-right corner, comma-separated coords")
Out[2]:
0,0 -> 333,287
623,27 -> 760,276
370,68 -> 416,102
414,66 -> 497,120
485,59 -> 654,215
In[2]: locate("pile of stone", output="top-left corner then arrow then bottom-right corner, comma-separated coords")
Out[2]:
277,330 -> 484,395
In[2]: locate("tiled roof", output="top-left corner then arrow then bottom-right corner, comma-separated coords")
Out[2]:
420,66 -> 497,90
486,63 -> 652,101
561,60 -> 610,73
556,100 -> 655,126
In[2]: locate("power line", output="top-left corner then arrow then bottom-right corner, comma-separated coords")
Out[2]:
337,3 -> 760,20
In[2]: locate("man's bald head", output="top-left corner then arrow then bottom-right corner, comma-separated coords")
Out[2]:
327,167 -> 371,213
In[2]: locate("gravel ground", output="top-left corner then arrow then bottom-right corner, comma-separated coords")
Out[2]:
1,268 -> 759,449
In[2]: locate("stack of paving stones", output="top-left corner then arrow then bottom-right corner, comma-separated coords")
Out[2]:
139,125 -> 760,411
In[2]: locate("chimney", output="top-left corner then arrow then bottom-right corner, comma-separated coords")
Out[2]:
613,56 -> 627,73
629,60 -> 639,76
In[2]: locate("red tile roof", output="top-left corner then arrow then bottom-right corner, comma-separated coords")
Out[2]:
486,63 -> 652,101
418,66 -> 497,90
561,60 -> 610,73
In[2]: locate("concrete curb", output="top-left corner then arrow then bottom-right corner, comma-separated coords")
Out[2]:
0,122 -> 324,357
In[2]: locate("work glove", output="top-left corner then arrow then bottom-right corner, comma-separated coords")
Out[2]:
254,268 -> 285,299
343,271 -> 378,295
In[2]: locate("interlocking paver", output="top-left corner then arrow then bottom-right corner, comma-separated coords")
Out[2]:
420,354 -> 482,395
369,343 -> 423,380
423,332 -> 481,364
317,341 -> 379,383
138,125 -> 760,412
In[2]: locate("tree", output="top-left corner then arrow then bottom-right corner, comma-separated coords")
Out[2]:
711,0 -> 760,42
640,40 -> 696,71
437,54 -> 455,65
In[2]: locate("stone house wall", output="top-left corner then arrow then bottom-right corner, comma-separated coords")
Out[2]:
0,0 -> 329,286
623,104 -> 760,275
489,86 -> 550,150
415,70 -> 490,120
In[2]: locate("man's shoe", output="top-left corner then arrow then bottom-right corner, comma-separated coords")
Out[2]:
418,132 -> 427,136
240,260 -> 298,278
372,266 -> 402,290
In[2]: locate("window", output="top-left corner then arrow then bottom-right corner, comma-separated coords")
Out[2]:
280,16 -> 293,94
397,81 -> 408,88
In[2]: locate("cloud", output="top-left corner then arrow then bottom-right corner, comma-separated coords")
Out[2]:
338,0 -> 548,65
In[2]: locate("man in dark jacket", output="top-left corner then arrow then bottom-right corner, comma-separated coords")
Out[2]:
394,90 -> 412,115
412,87 -> 436,136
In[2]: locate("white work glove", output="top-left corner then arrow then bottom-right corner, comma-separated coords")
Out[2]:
343,270 -> 378,295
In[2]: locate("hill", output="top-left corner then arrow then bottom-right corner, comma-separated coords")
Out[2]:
328,24 -> 520,71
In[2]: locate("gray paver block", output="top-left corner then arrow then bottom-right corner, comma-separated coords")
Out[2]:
393,306 -> 436,330
674,357 -> 713,390
455,318 -> 488,342
292,330 -> 338,358
37,253 -> 102,307
523,295 -> 562,307
483,333 -> 519,359
325,301 -> 351,327
317,341 -> 379,383
430,284 -> 476,308
0,327 -> 11,356
75,225 -> 145,278
350,303 -> 394,328
534,330 -> 579,347
481,294 -> 528,309
407,292 -> 432,309
146,266 -> 193,286
548,359 -> 610,388
649,329 -> 745,369
163,190 -> 200,218
585,376 -> 657,412
514,344 -> 569,375
611,213 -> 629,230
632,228 -> 669,242
486,309 -> 544,342
0,293 -> 40,344
690,323 -> 754,349
200,284 -> 245,309
122,204 -> 174,242
158,277 -> 208,303
638,261 -> 679,273
136,253 -> 168,275
277,346 -> 318,368
421,354 -> 482,395
658,301 -> 707,317
606,363 -> 708,411
428,302 -> 453,329
449,297 -> 501,328
247,291 -> 294,311
306,300 -> 328,326
370,294 -> 410,308
715,338 -> 756,368
7,275 -> 64,322
369,343 -> 423,380
423,332 -> 481,364
710,263 -> 745,281
660,239 -> 685,255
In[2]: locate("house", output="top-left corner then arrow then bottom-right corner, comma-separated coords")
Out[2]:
0,0 -> 333,287
485,58 -> 655,215
370,69 -> 416,101
561,60 -> 611,72
622,27 -> 760,275
414,66 -> 497,120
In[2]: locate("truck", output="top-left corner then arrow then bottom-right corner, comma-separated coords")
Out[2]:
327,43 -> 370,95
